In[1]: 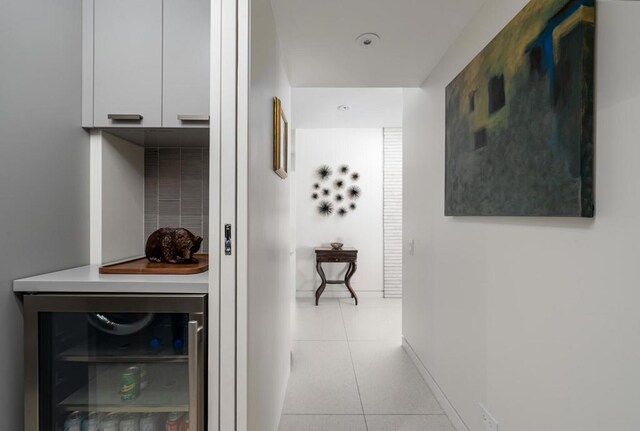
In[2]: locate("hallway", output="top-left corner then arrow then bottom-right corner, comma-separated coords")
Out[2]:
279,298 -> 455,431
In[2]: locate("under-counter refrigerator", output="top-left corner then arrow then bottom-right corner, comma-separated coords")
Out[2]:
23,294 -> 206,431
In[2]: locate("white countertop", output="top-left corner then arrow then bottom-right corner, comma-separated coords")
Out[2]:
13,265 -> 209,294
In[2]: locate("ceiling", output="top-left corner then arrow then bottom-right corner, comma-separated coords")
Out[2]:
270,0 -> 486,87
293,88 -> 403,129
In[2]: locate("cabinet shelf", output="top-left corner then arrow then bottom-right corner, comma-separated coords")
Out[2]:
59,363 -> 188,413
58,344 -> 187,363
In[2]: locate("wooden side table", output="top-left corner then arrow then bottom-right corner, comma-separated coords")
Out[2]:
315,247 -> 358,306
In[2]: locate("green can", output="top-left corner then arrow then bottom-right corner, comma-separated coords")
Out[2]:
120,366 -> 140,401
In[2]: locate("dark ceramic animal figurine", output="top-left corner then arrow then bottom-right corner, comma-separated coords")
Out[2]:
145,228 -> 203,264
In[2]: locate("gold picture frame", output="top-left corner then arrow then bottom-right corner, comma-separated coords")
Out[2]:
273,97 -> 288,179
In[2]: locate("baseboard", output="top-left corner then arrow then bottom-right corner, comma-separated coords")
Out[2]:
296,290 -> 384,299
402,337 -> 470,431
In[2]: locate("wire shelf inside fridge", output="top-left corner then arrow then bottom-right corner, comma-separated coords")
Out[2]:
58,363 -> 189,413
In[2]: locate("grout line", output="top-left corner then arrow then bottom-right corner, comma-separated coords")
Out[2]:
284,300 -> 413,425
280,414 -> 368,416
339,299 -> 369,431
293,341 -> 350,344
201,147 -> 204,250
364,414 -> 448,416
179,148 -> 182,228
92,0 -> 95,126
280,413 -> 448,417
156,148 -> 159,231
160,0 -> 164,126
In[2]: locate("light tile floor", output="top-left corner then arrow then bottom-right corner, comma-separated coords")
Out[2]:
279,298 -> 455,431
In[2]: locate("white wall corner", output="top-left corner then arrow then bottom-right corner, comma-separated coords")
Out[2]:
89,130 -> 145,265
89,129 -> 103,265
402,337 -> 470,431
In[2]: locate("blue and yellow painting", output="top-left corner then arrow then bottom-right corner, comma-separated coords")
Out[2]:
445,0 -> 595,217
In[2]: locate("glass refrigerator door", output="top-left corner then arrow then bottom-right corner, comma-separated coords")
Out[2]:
24,295 -> 205,431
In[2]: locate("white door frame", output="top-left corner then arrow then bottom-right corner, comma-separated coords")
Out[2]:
213,0 -> 250,430
208,0 -> 222,429
218,0 -> 238,428
236,0 -> 250,429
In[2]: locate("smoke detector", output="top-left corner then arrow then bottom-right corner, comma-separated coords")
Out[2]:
337,105 -> 351,112
356,33 -> 380,49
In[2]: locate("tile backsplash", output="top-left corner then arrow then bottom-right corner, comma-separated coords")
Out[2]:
144,147 -> 209,253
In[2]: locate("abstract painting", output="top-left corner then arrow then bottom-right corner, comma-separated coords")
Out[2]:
445,0 -> 595,217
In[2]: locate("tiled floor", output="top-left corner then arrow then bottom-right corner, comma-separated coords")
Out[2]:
279,298 -> 455,431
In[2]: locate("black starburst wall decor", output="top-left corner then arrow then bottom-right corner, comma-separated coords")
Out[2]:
348,185 -> 361,200
318,201 -> 334,216
311,164 -> 362,217
317,165 -> 332,181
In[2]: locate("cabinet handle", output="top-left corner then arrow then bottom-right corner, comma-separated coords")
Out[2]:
178,114 -> 210,121
188,321 -> 203,431
107,114 -> 143,121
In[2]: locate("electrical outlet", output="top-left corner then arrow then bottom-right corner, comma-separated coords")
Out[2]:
479,403 -> 498,431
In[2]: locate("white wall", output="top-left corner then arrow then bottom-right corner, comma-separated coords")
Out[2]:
96,132 -> 144,264
403,2 -> 640,431
295,128 -> 384,296
0,1 -> 88,428
247,0 -> 292,429
293,88 -> 403,129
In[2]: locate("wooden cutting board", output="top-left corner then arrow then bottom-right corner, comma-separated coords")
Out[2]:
99,254 -> 208,275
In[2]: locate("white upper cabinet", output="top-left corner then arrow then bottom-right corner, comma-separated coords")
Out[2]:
83,0 -> 210,128
93,0 -> 163,128
163,0 -> 211,128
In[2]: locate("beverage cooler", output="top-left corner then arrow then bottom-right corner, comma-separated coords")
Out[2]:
24,294 -> 206,431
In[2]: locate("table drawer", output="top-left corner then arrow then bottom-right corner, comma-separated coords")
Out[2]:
316,253 -> 357,263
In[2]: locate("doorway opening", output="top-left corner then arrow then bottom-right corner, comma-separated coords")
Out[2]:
279,87 -> 438,431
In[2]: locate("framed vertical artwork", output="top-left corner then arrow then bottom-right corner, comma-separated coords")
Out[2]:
273,97 -> 288,179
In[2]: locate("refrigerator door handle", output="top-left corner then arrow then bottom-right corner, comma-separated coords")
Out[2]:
188,320 -> 203,431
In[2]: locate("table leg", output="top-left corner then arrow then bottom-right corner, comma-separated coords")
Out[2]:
345,262 -> 358,306
315,261 -> 327,306
344,263 -> 355,298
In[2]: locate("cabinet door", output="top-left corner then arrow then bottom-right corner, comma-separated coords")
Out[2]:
162,0 -> 211,128
94,0 -> 162,128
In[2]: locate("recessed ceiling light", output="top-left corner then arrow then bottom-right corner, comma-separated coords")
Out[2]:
356,33 -> 380,49
337,105 -> 351,112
